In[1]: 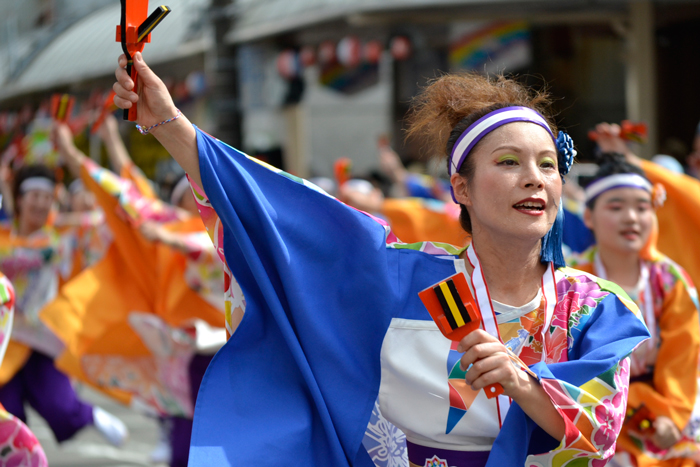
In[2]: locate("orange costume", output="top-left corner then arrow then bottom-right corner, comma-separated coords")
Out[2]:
382,197 -> 469,246
639,160 -> 700,290
570,159 -> 700,467
572,247 -> 700,467
40,159 -> 225,417
0,211 -> 109,386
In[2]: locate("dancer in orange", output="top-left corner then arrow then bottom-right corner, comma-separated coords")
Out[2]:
572,125 -> 700,467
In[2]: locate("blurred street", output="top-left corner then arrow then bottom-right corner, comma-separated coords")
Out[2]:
27,385 -> 161,467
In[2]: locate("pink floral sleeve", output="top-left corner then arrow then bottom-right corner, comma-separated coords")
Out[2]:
188,177 -> 246,336
530,357 -> 631,467
522,272 -> 641,467
0,274 -> 48,466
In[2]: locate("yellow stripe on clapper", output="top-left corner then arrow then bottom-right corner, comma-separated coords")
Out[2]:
439,282 -> 465,327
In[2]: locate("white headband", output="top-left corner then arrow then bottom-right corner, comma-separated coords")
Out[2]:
19,177 -> 55,195
68,179 -> 85,195
584,173 -> 652,204
170,176 -> 190,206
450,107 -> 554,175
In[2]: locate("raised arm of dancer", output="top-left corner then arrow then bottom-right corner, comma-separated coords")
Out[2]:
53,122 -> 87,178
139,220 -> 193,253
0,162 -> 14,216
113,53 -> 201,187
98,114 -> 131,174
591,122 -> 644,166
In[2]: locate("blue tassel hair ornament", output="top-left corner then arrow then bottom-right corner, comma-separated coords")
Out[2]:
540,131 -> 576,269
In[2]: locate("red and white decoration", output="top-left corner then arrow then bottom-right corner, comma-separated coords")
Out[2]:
337,36 -> 362,68
318,40 -> 337,65
275,36 -> 413,79
276,49 -> 301,80
390,36 -> 412,61
299,46 -> 316,67
363,40 -> 383,65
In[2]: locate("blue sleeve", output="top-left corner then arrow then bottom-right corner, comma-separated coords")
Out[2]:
189,128 -> 399,467
562,207 -> 595,254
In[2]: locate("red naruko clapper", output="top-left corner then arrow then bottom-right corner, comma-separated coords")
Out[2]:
418,272 -> 504,399
116,2 -> 171,121
50,94 -> 75,122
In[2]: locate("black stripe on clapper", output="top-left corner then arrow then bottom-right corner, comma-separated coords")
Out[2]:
433,283 -> 458,330
446,279 -> 471,324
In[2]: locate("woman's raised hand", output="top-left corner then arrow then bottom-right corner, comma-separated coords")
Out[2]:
113,52 -> 177,129
592,122 -> 628,155
113,52 -> 201,186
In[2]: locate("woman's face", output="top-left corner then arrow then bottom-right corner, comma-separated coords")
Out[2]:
451,122 -> 562,244
17,189 -> 54,231
583,187 -> 653,255
70,190 -> 96,213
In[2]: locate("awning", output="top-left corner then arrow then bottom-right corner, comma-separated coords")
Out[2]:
0,0 -> 211,101
227,0 -> 627,44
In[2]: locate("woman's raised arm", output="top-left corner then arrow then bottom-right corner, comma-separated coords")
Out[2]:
113,52 -> 201,187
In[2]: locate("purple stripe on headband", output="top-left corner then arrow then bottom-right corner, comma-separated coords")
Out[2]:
585,184 -> 651,204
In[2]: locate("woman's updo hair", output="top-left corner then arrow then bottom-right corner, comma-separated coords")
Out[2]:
586,152 -> 649,209
406,73 -> 556,234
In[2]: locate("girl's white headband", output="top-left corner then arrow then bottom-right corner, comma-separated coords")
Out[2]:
584,173 -> 652,204
19,177 -> 55,195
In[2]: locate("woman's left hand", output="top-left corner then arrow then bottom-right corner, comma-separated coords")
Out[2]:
458,329 -> 528,398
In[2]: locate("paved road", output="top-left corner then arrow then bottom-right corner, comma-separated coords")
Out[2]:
27,384 -> 165,466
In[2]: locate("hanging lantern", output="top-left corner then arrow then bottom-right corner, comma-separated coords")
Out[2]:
276,49 -> 301,80
337,36 -> 361,68
390,36 -> 411,61
364,40 -> 383,65
318,41 -> 337,65
300,46 -> 316,67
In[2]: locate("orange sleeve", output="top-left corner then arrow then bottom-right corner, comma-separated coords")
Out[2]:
627,279 -> 700,430
120,160 -> 157,200
640,160 -> 700,288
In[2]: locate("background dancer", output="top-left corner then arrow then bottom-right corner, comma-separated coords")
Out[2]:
47,120 -> 227,467
0,163 -> 128,447
571,127 -> 700,467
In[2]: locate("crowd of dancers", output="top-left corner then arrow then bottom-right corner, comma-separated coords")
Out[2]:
0,50 -> 699,467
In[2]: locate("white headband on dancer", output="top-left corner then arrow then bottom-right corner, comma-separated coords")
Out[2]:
19,177 -> 55,195
584,173 -> 652,204
449,106 -> 555,203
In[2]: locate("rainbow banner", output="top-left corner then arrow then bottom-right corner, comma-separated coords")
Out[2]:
449,21 -> 531,73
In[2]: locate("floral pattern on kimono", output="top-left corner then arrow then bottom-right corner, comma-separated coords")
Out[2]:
0,274 -> 47,466
571,248 -> 700,464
